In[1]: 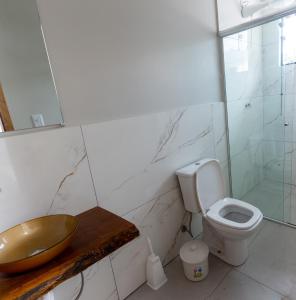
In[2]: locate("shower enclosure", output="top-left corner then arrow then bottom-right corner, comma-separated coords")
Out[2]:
223,14 -> 296,225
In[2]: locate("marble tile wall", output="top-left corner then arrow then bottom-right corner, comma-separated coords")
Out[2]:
224,18 -> 296,225
52,257 -> 118,300
82,102 -> 229,299
224,27 -> 265,199
0,101 -> 228,300
223,28 -> 264,103
261,20 -> 284,186
261,21 -> 296,224
0,126 -> 97,233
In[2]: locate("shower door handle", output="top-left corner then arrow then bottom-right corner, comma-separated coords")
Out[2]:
284,123 -> 289,127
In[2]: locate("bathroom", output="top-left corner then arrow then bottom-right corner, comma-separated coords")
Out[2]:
0,0 -> 296,299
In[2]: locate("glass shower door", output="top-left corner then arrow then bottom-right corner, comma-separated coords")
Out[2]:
280,14 -> 296,225
223,19 -> 286,223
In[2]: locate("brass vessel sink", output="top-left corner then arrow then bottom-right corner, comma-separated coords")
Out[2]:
0,215 -> 78,274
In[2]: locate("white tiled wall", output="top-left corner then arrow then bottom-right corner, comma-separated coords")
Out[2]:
0,102 -> 228,300
0,126 -> 97,232
224,27 -> 265,199
224,18 -> 296,224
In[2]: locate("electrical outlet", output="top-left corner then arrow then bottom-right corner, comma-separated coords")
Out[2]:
31,114 -> 45,127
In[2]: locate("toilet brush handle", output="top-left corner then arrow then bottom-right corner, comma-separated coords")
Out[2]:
147,237 -> 155,256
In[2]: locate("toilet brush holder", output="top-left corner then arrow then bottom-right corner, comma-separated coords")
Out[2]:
146,237 -> 167,290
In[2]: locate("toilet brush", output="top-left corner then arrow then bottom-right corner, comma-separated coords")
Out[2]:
146,237 -> 168,290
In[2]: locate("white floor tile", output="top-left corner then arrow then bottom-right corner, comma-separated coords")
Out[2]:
208,270 -> 281,300
238,220 -> 296,297
126,220 -> 296,300
127,255 -> 231,300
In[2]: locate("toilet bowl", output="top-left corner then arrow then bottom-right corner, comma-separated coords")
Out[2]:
176,159 -> 263,266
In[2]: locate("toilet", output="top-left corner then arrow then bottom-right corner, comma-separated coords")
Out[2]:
176,159 -> 263,266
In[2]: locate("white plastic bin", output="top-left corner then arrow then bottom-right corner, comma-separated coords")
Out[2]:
180,240 -> 209,281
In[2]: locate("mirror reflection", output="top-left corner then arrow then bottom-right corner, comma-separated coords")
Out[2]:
0,0 -> 63,133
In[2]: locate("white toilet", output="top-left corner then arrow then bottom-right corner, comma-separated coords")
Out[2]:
176,158 -> 263,266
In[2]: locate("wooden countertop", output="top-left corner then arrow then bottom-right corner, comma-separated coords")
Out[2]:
0,207 -> 139,300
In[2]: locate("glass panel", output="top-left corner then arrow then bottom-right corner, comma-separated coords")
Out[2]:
223,19 -> 286,222
282,15 -> 296,65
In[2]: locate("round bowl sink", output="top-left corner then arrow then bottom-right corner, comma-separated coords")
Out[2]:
0,215 -> 78,274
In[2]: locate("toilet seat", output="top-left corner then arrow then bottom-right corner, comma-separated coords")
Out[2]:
206,198 -> 262,230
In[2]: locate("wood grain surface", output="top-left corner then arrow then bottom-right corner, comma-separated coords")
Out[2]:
0,207 -> 139,300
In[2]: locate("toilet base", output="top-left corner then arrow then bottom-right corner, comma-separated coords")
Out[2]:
202,219 -> 249,266
221,239 -> 248,266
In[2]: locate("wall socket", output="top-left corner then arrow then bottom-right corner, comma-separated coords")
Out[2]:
31,114 -> 45,127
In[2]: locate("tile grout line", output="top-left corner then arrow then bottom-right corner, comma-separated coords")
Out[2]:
206,266 -> 233,299
108,256 -> 121,300
79,126 -> 101,207
210,103 -> 217,161
234,268 -> 286,297
121,185 -> 179,219
248,220 -> 267,248
125,255 -> 182,299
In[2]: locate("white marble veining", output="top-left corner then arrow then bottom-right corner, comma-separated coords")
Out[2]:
283,63 -> 296,96
0,101 -> 228,300
262,65 -> 282,97
212,102 -> 230,195
263,95 -> 284,142
227,97 -> 264,158
82,104 -> 217,216
231,140 -> 264,199
0,126 -> 97,232
52,257 -> 118,300
224,26 -> 266,203
283,94 -> 295,143
262,140 -> 285,182
224,19 -> 296,224
224,30 -> 264,102
242,179 -> 284,221
212,103 -> 227,164
110,236 -> 149,300
81,102 -> 228,299
110,187 -> 203,299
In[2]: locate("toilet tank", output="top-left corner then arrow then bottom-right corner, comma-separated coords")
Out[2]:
176,161 -> 202,213
176,159 -> 226,214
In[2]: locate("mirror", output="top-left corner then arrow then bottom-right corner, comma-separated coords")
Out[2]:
0,0 -> 63,134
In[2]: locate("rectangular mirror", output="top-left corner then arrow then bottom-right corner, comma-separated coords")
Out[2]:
0,0 -> 63,134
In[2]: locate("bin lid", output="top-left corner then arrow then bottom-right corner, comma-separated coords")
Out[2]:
180,240 -> 209,264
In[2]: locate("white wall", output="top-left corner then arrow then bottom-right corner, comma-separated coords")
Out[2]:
217,0 -> 296,32
0,1 -> 228,299
0,102 -> 228,300
37,0 -> 222,126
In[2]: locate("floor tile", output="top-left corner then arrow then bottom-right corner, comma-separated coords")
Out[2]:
247,219 -> 266,247
242,180 -> 284,221
238,220 -> 296,297
208,270 -> 282,300
127,255 -> 231,300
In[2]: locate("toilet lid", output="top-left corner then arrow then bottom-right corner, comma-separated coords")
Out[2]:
195,159 -> 226,215
180,240 -> 209,264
